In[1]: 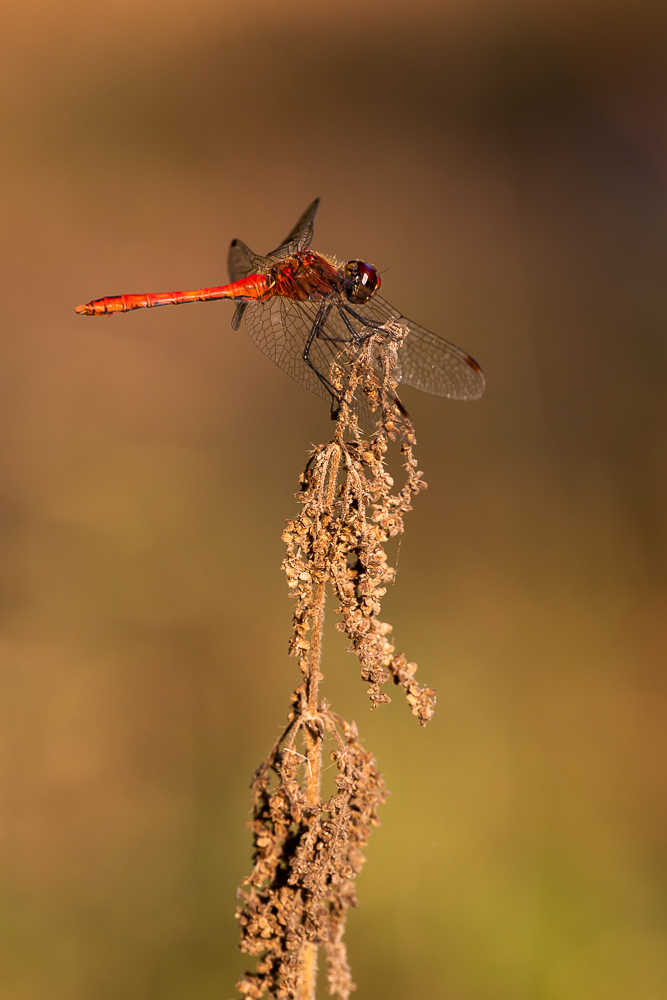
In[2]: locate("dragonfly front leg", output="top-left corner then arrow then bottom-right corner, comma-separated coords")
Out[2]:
335,303 -> 367,344
340,302 -> 386,337
339,303 -> 411,418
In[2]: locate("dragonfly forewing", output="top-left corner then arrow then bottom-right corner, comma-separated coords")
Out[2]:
358,296 -> 486,401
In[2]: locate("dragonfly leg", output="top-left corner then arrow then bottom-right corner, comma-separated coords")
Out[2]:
339,303 -> 411,418
335,303 -> 366,343
302,301 -> 342,413
340,303 -> 387,336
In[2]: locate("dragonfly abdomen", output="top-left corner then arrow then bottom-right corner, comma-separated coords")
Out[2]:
75,273 -> 272,316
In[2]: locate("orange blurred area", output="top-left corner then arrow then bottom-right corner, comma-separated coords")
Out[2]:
1,1 -> 667,997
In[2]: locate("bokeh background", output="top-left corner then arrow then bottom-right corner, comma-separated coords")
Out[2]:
2,0 -> 667,997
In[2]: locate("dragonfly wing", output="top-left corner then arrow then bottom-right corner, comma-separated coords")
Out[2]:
240,296 -> 390,425
228,198 -> 320,314
228,239 -> 255,282
265,198 -> 320,261
231,302 -> 248,331
238,296 -> 356,399
238,284 -> 485,412
358,296 -> 486,401
228,201 -> 320,337
241,297 -> 329,401
227,238 -> 272,282
399,319 -> 486,400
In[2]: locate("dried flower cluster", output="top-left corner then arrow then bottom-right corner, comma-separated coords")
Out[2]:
235,321 -> 436,1000
236,708 -> 386,1000
283,322 -> 435,724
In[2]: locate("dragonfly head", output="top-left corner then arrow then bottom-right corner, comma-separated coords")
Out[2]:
344,260 -> 381,304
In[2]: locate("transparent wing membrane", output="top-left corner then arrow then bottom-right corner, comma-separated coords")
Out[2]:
227,239 -> 272,283
241,293 -> 484,406
266,197 -> 320,259
358,296 -> 486,401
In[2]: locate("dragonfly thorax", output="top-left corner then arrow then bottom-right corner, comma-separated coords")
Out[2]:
343,260 -> 381,304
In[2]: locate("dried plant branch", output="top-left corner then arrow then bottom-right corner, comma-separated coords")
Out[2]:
234,321 -> 435,1000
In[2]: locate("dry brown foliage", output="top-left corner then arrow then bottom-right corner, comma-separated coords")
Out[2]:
234,321 -> 436,1000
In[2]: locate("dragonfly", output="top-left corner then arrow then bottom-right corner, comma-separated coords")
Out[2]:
75,199 -> 485,414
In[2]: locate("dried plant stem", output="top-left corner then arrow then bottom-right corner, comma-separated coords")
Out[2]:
304,579 -> 326,795
304,439 -> 341,804
234,322 -> 436,1000
295,946 -> 318,1000
298,581 -> 325,1000
298,441 -> 341,1000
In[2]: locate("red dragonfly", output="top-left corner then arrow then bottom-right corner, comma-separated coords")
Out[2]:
76,199 -> 485,412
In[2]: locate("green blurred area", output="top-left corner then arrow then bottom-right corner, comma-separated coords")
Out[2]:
1,1 -> 667,997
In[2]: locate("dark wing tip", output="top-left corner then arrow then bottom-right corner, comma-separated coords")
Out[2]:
464,355 -> 486,399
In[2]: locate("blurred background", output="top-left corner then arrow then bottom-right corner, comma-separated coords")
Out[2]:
1,0 -> 667,997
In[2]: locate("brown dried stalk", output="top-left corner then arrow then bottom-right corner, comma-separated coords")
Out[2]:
234,321 -> 436,1000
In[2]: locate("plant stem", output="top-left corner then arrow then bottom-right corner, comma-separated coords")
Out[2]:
296,944 -> 319,1000
297,579 -> 325,1000
296,441 -> 341,1000
308,583 -> 325,721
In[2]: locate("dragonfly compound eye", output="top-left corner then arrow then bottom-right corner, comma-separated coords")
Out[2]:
344,260 -> 381,304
